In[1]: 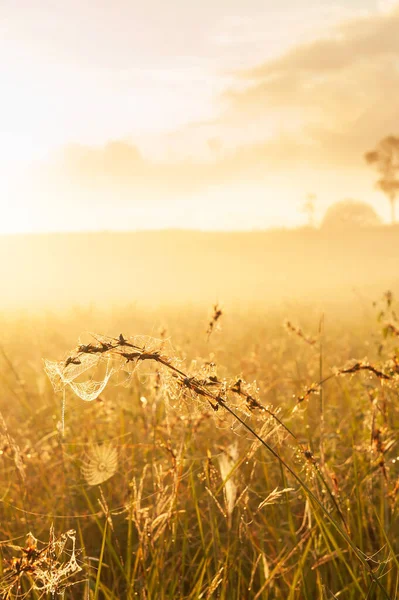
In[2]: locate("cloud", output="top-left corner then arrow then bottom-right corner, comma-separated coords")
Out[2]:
222,4 -> 399,166
239,6 -> 399,79
18,3 -> 399,224
35,137 -> 293,204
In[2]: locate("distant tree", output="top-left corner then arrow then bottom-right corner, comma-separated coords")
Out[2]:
321,199 -> 381,229
301,193 -> 316,227
365,135 -> 399,224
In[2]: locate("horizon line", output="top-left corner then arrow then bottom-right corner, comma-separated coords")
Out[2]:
0,223 -> 396,238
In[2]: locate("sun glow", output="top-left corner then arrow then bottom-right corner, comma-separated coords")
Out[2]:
0,188 -> 36,235
1,1 -> 397,234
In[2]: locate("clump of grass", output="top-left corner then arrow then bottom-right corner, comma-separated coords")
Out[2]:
44,329 -> 398,597
0,526 -> 82,598
1,300 -> 399,598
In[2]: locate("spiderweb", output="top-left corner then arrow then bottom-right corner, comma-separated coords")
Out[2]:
0,525 -> 82,598
81,443 -> 119,486
44,352 -> 114,402
43,332 -> 272,439
43,334 -> 175,402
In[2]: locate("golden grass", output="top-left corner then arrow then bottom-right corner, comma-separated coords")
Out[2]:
0,294 -> 398,598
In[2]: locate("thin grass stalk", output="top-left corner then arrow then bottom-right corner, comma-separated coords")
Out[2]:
93,518 -> 107,600
319,315 -> 325,468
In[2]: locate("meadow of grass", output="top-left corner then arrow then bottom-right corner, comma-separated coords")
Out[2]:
0,294 -> 398,599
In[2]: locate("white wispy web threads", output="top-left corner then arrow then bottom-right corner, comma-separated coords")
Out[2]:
81,443 -> 118,486
44,353 -> 115,402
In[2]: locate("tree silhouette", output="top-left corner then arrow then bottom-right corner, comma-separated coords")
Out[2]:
321,199 -> 381,229
365,136 -> 399,224
302,193 -> 316,227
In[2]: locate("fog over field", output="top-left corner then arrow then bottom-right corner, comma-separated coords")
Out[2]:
1,226 -> 399,312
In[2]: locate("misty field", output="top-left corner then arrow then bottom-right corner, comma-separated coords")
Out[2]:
0,295 -> 398,600
4,0 -> 399,596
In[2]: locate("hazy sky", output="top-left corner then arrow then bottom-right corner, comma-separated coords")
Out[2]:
1,0 -> 398,232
